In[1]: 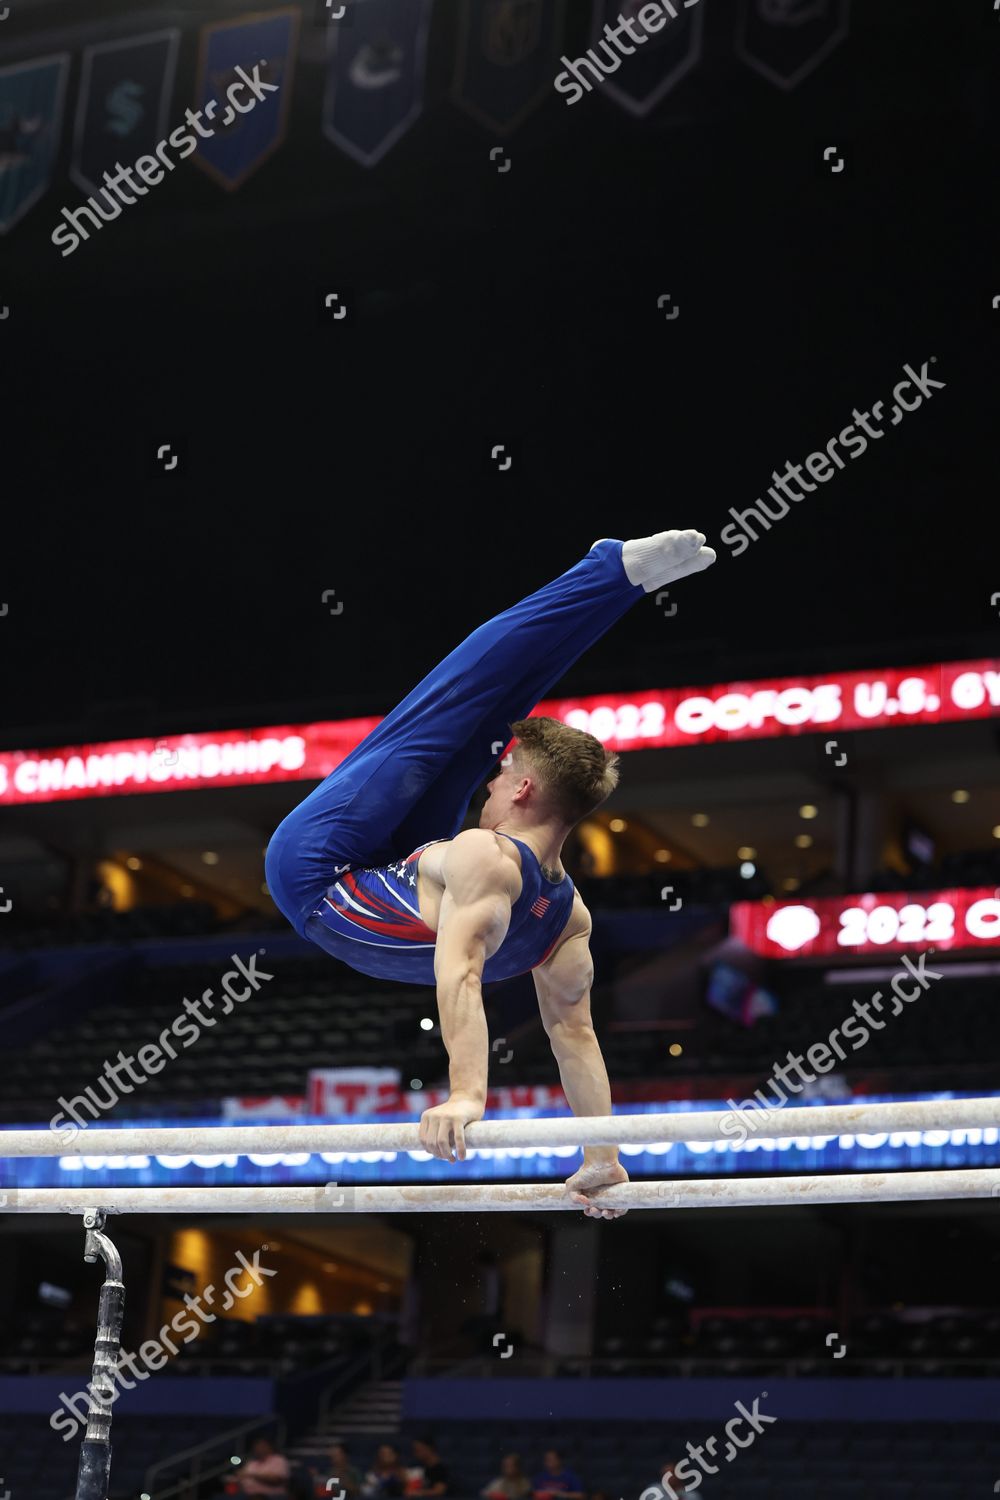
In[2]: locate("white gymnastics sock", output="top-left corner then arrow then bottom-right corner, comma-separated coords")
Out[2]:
619,529 -> 717,593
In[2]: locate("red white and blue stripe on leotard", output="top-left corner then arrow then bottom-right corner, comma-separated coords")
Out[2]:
323,843 -> 439,946
304,834 -> 576,986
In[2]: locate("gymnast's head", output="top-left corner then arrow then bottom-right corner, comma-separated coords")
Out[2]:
480,716 -> 620,835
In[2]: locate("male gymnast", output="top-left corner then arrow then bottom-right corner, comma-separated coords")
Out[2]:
265,531 -> 716,1218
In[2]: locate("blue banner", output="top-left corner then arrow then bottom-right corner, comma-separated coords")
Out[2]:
0,52 -> 69,233
735,0 -> 851,91
72,30 -> 180,197
453,0 -> 566,134
192,8 -> 299,190
3,1094 -> 997,1192
590,0 -> 704,117
323,0 -> 433,166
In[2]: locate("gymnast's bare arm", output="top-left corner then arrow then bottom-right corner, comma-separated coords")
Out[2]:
532,892 -> 630,1220
418,829 -> 518,1162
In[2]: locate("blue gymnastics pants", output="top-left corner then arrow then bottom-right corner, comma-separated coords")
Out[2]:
264,539 -> 643,936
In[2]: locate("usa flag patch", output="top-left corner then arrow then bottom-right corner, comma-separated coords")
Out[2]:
531,896 -> 551,918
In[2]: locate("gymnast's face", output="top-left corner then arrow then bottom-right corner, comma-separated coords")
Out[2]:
481,762 -> 511,827
481,756 -> 531,829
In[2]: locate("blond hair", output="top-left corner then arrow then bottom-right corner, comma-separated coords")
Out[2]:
509,716 -> 620,825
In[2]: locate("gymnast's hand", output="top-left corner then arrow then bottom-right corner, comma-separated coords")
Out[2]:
419,1092 -> 485,1162
565,1157 -> 631,1220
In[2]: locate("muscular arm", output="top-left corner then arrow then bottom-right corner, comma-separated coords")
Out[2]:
533,895 -> 629,1217
533,900 -> 615,1160
420,829 -> 516,1161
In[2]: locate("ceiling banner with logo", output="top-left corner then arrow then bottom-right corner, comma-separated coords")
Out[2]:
590,0 -> 705,118
323,0 -> 433,166
192,7 -> 299,190
453,0 -> 566,135
0,52 -> 69,233
71,30 -> 180,197
735,0 -> 850,91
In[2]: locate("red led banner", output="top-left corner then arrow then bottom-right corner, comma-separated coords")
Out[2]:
1,657 -> 999,806
547,658 -> 1000,749
0,719 -> 381,807
731,886 -> 1000,959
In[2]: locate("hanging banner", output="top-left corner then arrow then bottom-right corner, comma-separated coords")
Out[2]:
0,53 -> 69,233
453,0 -> 566,134
3,658 -> 1000,806
71,31 -> 180,196
590,0 -> 704,118
307,1069 -> 569,1118
192,8 -> 299,190
735,0 -> 850,91
308,1067 -> 403,1116
323,0 -> 433,166
731,886 -> 1000,959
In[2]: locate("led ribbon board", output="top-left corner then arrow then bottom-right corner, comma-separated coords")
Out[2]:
3,659 -> 999,805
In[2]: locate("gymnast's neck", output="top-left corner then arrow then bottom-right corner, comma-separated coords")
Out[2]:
490,818 -> 569,884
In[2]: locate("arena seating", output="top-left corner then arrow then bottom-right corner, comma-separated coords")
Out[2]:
579,974 -> 1000,1086
0,899 -> 242,950
0,1308 -> 383,1378
6,1394 -> 1000,1498
333,1418 -> 1000,1497
587,1309 -> 1000,1377
7,1304 -> 995,1385
0,1413 -> 223,1500
2,943 -> 996,1121
3,843 -> 999,952
0,957 -> 444,1121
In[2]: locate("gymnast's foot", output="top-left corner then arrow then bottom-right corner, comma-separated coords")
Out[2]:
565,1158 -> 631,1220
593,530 -> 717,592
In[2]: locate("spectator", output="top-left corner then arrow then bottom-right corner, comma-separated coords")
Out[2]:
361,1445 -> 406,1498
654,1463 -> 690,1498
239,1437 -> 291,1498
481,1453 -> 531,1499
531,1450 -> 584,1500
313,1442 -> 362,1498
409,1435 -> 451,1496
